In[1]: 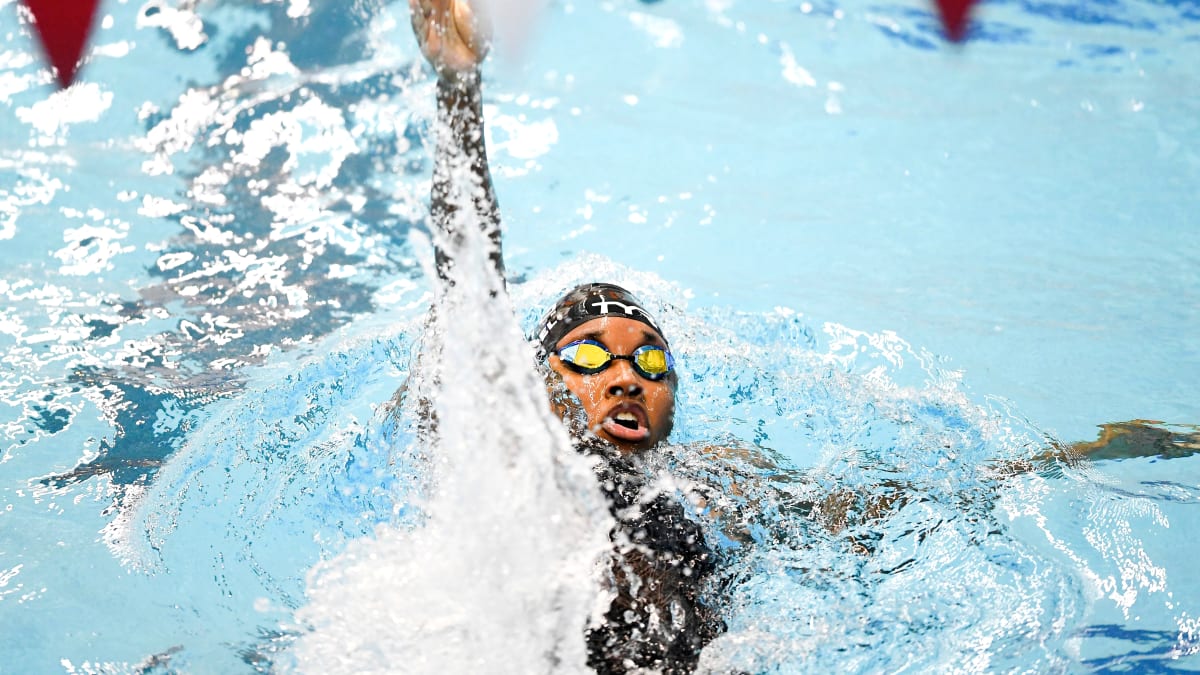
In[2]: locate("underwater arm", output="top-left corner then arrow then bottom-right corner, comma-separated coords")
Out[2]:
808,422 -> 1200,548
693,423 -> 1199,555
988,419 -> 1200,479
688,442 -> 910,549
411,0 -> 504,281
818,422 -> 1200,536
1057,420 -> 1200,462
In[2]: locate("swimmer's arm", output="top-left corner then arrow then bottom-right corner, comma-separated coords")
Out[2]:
1059,420 -> 1200,461
813,423 -> 1200,545
822,422 -> 1200,535
691,442 -> 907,546
412,0 -> 504,281
694,423 -> 1200,554
987,420 -> 1200,480
432,70 -> 503,280
686,442 -> 813,545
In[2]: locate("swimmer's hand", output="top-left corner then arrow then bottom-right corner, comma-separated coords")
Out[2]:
410,0 -> 491,79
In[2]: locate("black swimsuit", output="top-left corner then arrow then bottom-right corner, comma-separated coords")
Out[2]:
582,442 -> 725,674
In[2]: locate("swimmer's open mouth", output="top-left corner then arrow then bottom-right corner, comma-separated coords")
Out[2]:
600,404 -> 650,444
613,413 -> 639,430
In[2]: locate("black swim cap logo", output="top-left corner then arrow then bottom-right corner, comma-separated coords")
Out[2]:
587,297 -> 653,324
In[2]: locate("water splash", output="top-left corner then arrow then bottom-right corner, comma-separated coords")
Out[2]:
7,252 -> 1190,671
291,141 -> 612,671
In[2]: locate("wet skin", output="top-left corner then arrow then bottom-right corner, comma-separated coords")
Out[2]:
548,316 -> 676,454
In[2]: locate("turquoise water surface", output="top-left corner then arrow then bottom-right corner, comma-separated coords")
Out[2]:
1,0 -> 1198,672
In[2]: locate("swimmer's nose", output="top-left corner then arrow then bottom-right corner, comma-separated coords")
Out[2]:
607,362 -> 643,398
608,383 -> 642,398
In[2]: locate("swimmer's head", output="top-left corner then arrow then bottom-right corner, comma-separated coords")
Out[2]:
536,283 -> 675,454
534,283 -> 669,358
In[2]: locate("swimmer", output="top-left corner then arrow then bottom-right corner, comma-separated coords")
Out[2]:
410,1 -> 721,671
407,1 -> 1199,671
535,283 -> 724,672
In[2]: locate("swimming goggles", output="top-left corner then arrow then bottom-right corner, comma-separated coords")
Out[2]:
553,340 -> 675,381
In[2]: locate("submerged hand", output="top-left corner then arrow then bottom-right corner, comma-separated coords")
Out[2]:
410,0 -> 491,78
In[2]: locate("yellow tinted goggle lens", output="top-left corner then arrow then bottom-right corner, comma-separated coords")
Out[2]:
634,348 -> 669,375
568,342 -> 611,369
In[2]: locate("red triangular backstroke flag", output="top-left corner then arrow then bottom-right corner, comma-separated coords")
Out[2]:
934,0 -> 975,43
23,0 -> 102,88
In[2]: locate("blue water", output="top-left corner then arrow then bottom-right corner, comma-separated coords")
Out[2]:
1,0 -> 1198,671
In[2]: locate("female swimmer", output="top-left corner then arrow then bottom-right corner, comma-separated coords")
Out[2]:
410,1 -> 722,671
406,2 -> 1199,672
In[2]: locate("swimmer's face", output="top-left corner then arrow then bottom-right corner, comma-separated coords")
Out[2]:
548,316 -> 676,454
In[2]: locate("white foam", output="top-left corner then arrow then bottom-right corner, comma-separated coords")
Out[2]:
15,83 -> 114,141
291,131 -> 612,673
136,1 -> 207,51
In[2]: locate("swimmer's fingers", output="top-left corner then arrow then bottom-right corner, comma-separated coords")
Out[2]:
410,0 -> 490,77
457,1 -> 493,62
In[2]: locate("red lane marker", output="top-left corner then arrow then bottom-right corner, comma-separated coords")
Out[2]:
23,0 -> 102,88
934,0 -> 975,43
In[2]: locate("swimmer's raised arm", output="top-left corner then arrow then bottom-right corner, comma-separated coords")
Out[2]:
411,0 -> 503,281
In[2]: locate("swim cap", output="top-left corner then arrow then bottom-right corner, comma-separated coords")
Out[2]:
535,283 -> 666,357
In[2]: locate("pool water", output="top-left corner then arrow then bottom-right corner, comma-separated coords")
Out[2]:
1,0 -> 1198,672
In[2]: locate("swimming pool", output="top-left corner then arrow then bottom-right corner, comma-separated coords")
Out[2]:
2,0 -> 1198,671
